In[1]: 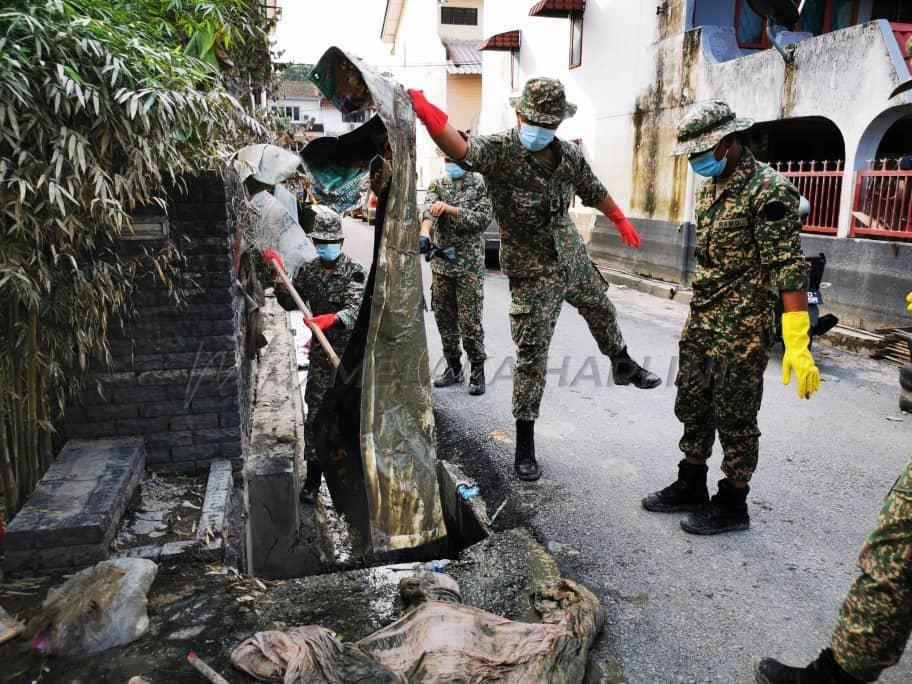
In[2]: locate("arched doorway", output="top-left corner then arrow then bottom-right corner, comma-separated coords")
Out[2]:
852,106 -> 912,238
744,117 -> 846,234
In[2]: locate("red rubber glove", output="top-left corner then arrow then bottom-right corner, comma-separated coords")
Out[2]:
607,208 -> 641,249
308,313 -> 338,331
262,248 -> 286,274
407,89 -> 448,137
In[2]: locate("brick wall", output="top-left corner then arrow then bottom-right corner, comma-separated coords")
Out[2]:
65,173 -> 251,473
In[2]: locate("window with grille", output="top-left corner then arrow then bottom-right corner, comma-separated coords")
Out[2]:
273,106 -> 301,122
734,0 -> 859,48
342,110 -> 369,123
441,7 -> 478,25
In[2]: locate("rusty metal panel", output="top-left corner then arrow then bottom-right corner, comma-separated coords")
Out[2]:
306,47 -> 446,555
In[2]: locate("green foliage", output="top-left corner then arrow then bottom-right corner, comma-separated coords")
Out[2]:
0,0 -> 270,514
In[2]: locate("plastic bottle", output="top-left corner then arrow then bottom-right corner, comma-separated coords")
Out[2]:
456,483 -> 480,500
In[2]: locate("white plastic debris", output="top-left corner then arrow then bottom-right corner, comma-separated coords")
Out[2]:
29,558 -> 158,656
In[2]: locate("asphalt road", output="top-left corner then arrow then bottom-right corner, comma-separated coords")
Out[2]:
341,216 -> 912,683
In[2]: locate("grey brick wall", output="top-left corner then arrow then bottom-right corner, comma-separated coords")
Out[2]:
65,173 -> 251,474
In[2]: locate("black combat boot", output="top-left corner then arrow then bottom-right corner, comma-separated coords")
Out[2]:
680,479 -> 749,534
642,460 -> 710,512
301,462 -> 323,505
611,347 -> 662,389
468,362 -> 486,396
753,649 -> 863,684
433,357 -> 464,387
514,419 -> 541,481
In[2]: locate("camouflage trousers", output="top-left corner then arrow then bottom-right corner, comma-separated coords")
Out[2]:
304,348 -> 336,464
674,336 -> 769,482
431,270 -> 485,365
508,263 -> 624,421
830,457 -> 912,681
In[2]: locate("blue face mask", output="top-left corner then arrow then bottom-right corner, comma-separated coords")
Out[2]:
315,243 -> 342,262
444,162 -> 466,180
689,147 -> 729,177
518,123 -> 556,152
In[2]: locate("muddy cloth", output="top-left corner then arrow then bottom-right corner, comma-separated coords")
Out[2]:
230,625 -> 399,683
231,575 -> 602,684
305,47 -> 445,554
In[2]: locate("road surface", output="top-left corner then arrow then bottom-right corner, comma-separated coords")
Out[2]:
343,215 -> 912,683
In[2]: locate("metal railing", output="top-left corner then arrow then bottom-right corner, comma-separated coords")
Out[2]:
851,160 -> 912,240
773,160 -> 843,235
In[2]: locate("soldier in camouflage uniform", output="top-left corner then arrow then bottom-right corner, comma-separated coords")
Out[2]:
754,293 -> 912,683
409,78 -> 661,482
642,101 -> 820,535
274,206 -> 366,503
420,160 -> 493,395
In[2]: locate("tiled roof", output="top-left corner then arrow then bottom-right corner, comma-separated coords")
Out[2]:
276,64 -> 321,100
477,30 -> 521,51
529,0 -> 585,17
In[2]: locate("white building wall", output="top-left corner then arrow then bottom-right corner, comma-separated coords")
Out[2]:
380,0 -> 449,193
477,1 -> 912,234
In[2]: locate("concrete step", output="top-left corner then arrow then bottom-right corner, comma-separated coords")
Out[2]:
595,266 -> 693,305
3,438 -> 145,573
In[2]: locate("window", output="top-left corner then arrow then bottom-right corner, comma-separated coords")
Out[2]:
441,7 -> 478,26
510,49 -> 520,90
569,14 -> 584,68
799,0 -> 859,34
735,0 -> 859,48
272,105 -> 301,122
342,110 -> 369,123
871,0 -> 912,22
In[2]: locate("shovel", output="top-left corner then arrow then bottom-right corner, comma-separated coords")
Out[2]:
263,249 -> 341,369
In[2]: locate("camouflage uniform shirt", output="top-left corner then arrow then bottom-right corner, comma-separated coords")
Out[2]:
422,172 -> 493,277
459,129 -> 608,278
276,253 -> 366,350
686,148 -> 807,346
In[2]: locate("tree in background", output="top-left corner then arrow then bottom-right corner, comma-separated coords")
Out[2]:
0,0 -> 275,516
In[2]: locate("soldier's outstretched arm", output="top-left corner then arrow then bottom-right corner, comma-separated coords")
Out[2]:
408,89 -> 469,161
595,195 -> 640,249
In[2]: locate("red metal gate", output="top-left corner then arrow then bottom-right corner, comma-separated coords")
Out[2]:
774,160 -> 843,235
851,161 -> 912,239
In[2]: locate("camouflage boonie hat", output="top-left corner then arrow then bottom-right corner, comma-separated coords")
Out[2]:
309,205 -> 343,241
509,77 -> 577,126
671,100 -> 753,156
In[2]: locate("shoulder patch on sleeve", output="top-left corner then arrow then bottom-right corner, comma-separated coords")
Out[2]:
352,270 -> 365,284
762,201 -> 788,221
427,180 -> 439,193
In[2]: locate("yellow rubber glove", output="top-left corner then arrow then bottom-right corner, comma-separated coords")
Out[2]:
781,311 -> 820,399
906,291 -> 912,312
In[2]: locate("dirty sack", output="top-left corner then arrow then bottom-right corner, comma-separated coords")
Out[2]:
26,558 -> 157,656
231,571 -> 603,683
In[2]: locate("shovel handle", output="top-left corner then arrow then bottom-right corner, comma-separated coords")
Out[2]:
273,265 -> 342,369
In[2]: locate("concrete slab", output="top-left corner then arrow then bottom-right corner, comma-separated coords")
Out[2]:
110,460 -> 233,565
3,438 -> 145,573
244,303 -> 308,579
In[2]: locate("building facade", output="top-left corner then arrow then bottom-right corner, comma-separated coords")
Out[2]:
380,0 -> 485,194
476,0 -> 912,329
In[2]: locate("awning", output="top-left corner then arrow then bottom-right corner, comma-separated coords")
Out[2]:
529,0 -> 585,17
477,30 -> 521,52
444,41 -> 482,74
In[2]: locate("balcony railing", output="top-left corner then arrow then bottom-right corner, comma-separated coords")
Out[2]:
773,160 -> 844,235
851,160 -> 912,240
